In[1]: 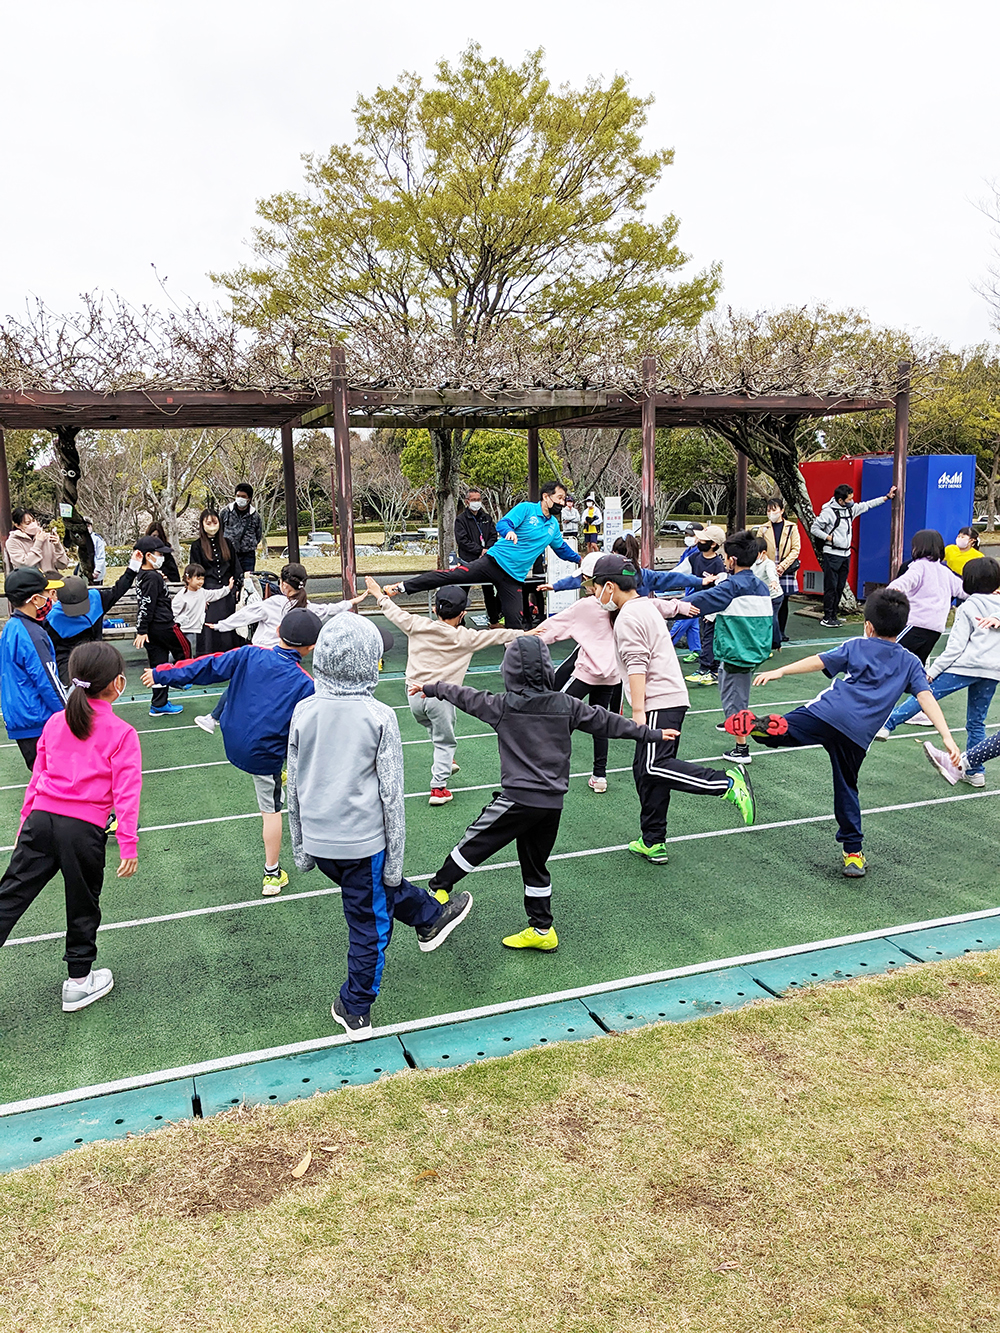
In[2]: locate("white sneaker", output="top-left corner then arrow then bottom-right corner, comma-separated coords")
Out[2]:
874,727 -> 891,741
195,714 -> 217,735
960,771 -> 986,788
451,761 -> 460,773
922,741 -> 962,786
588,775 -> 608,793
908,711 -> 934,726
62,968 -> 114,1012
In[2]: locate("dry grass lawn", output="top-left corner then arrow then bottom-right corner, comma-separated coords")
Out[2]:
3,955 -> 1000,1331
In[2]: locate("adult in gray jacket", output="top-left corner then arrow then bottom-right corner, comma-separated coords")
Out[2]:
811,482 -> 896,626
219,483 -> 264,577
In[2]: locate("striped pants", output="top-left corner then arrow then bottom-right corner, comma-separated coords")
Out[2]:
633,706 -> 732,846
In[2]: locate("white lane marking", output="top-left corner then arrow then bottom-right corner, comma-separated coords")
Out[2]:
5,896 -> 999,1118
6,787 -> 998,947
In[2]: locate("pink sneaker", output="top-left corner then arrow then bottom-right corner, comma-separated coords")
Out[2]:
922,741 -> 962,786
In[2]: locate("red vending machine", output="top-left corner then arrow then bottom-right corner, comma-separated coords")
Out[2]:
795,457 -> 870,597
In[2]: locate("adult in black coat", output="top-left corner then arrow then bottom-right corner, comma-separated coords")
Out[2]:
190,509 -> 239,653
454,489 -> 502,626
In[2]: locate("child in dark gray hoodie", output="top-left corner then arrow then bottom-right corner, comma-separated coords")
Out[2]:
287,613 -> 471,1039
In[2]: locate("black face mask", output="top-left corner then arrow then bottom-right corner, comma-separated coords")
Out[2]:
548,502 -> 565,518
696,541 -> 715,553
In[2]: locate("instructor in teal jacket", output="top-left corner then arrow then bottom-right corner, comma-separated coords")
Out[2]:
386,482 -> 580,628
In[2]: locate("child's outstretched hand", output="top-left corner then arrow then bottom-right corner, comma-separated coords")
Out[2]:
227,577 -> 234,589
754,668 -> 784,686
364,575 -> 383,598
117,858 -> 138,878
976,616 -> 1000,630
133,633 -> 148,649
408,685 -> 426,697
659,728 -> 681,740
140,668 -> 155,687
381,581 -> 402,597
674,601 -> 698,617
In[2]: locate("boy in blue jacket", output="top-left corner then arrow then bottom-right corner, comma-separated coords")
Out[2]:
0,567 -> 68,770
143,607 -> 321,895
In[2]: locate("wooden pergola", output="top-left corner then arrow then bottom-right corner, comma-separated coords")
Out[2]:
0,350 -> 909,588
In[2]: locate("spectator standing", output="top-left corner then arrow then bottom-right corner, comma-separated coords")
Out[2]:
755,497 -> 800,642
220,483 -> 264,578
561,496 -> 581,543
810,483 -> 895,627
5,509 -> 71,577
454,488 -> 502,627
144,523 -> 180,583
581,495 -> 603,552
189,510 -> 239,653
85,521 -> 107,584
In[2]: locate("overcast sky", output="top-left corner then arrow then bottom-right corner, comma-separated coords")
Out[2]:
2,0 -> 997,349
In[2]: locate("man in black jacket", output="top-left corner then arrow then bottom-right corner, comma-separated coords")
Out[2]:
220,482 -> 264,577
453,489 -> 502,627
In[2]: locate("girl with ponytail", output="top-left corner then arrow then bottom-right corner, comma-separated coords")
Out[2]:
0,641 -> 142,1012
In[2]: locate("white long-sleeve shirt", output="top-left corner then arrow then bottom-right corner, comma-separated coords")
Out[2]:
170,584 -> 231,634
211,594 -> 353,648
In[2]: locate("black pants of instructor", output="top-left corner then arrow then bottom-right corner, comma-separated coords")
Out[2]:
822,553 -> 850,622
429,793 -> 561,930
404,553 -> 525,629
633,706 -> 733,847
0,810 -> 107,975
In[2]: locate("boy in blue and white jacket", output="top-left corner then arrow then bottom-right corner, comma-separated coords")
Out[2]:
677,529 -> 773,763
0,567 -> 68,771
143,608 -> 321,896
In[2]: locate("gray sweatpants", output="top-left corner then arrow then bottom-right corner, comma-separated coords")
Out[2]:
718,663 -> 753,719
409,693 -> 457,788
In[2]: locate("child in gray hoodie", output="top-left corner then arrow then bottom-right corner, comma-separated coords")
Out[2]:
287,614 -> 472,1039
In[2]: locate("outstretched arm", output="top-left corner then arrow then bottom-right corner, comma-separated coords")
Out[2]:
421,680 -> 505,728
570,697 -> 678,744
914,690 -> 961,764
754,654 -> 825,687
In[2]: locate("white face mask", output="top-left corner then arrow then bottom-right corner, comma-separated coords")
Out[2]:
235,497 -> 249,509
956,535 -> 971,550
596,583 -> 615,611
684,534 -> 698,547
468,501 -> 482,511
149,554 -> 164,569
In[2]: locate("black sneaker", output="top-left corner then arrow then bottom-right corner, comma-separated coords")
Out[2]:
416,890 -> 473,953
715,721 -> 728,732
819,618 -> 841,628
331,995 -> 372,1041
722,745 -> 751,764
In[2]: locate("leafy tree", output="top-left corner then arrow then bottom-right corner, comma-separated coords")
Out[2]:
2,430 -> 58,518
400,427 -> 561,522
215,44 -> 719,559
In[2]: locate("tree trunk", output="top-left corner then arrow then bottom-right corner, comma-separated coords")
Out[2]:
988,444 -> 1000,532
55,426 -> 95,580
430,426 -> 464,565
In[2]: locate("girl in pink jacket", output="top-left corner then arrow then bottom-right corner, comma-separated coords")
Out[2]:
0,641 -> 141,1012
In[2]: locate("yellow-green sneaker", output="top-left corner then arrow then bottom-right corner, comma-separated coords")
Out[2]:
842,851 -> 866,878
628,838 -> 669,864
262,868 -> 289,897
502,926 -> 559,951
723,767 -> 756,826
430,886 -> 450,905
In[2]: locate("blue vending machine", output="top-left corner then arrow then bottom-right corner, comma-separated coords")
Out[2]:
857,454 -> 976,592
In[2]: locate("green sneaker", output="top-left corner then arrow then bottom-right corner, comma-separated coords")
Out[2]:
681,651 -> 699,663
628,838 -> 670,864
723,767 -> 756,826
262,868 -> 289,897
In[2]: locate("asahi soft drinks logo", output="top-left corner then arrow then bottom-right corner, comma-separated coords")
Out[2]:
937,471 -> 964,489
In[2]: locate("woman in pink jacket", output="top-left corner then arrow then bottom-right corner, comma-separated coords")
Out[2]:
0,640 -> 141,1012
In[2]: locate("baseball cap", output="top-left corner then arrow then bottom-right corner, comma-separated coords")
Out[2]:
56,576 -> 93,616
135,534 -> 172,555
579,551 -> 602,579
278,608 -> 323,647
5,567 -> 64,602
699,524 -> 726,546
683,521 -> 705,535
435,586 -> 469,616
592,553 -> 637,583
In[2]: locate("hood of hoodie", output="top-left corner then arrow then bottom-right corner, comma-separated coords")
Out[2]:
312,613 -> 381,698
501,635 -> 555,699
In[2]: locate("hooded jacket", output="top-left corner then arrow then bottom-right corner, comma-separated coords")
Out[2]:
151,643 -> 314,774
5,526 -> 71,574
424,636 -> 664,808
286,615 -> 406,882
810,494 -> 888,556
0,610 -> 68,739
46,564 -> 139,682
220,501 -> 263,556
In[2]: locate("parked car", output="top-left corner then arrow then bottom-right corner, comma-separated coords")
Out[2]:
309,531 -> 335,544
974,513 -> 1000,529
281,543 -> 325,559
658,519 -> 689,536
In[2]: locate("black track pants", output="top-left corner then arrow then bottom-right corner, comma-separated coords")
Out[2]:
895,625 -> 940,665
146,624 -> 191,707
404,554 -> 525,629
0,810 -> 107,975
632,706 -> 732,846
15,737 -> 38,773
565,677 -> 619,777
428,794 -> 562,930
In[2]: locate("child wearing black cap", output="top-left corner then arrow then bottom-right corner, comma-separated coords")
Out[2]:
0,567 -> 68,770
134,535 -> 190,717
143,607 -> 321,895
367,576 -> 526,805
46,552 -> 144,684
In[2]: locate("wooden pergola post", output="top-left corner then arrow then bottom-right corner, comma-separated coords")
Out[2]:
331,345 -> 357,599
891,360 -> 911,579
640,356 -> 657,570
526,427 -> 540,502
734,451 -> 748,531
281,422 -> 299,563
0,426 -> 12,561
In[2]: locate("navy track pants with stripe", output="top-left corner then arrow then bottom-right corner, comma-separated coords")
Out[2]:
633,706 -> 732,846
315,851 -> 441,1016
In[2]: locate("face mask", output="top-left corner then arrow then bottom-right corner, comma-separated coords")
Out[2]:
24,521 -> 40,536
549,502 -> 564,518
684,534 -> 698,547
204,524 -> 219,537
149,554 -> 164,569
32,596 -> 52,618
957,536 -> 971,550
235,497 -> 249,509
596,583 -> 614,610
697,541 -> 714,553
468,501 -> 482,512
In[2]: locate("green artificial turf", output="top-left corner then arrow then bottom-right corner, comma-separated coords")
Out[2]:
2,618 -> 999,1105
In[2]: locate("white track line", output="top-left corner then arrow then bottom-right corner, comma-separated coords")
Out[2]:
4,897 -> 999,1118
6,786 -> 998,948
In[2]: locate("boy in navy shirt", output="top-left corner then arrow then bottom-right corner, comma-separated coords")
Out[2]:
723,588 -> 960,877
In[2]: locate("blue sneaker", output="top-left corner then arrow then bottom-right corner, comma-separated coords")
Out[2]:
148,703 -> 184,716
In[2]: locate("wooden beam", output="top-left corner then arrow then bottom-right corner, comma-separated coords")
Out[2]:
640,357 -> 657,571
332,346 -> 357,599
734,451 -> 748,530
281,423 -> 299,563
527,427 -> 540,502
891,361 -> 911,578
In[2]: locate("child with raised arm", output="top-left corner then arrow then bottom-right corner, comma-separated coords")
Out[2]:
171,564 -> 233,658
0,642 -> 140,1012
287,614 -> 473,1040
725,588 -> 961,878
366,576 -> 525,805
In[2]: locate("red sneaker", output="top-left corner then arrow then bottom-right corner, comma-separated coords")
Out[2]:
428,788 -> 454,805
724,711 -> 788,740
